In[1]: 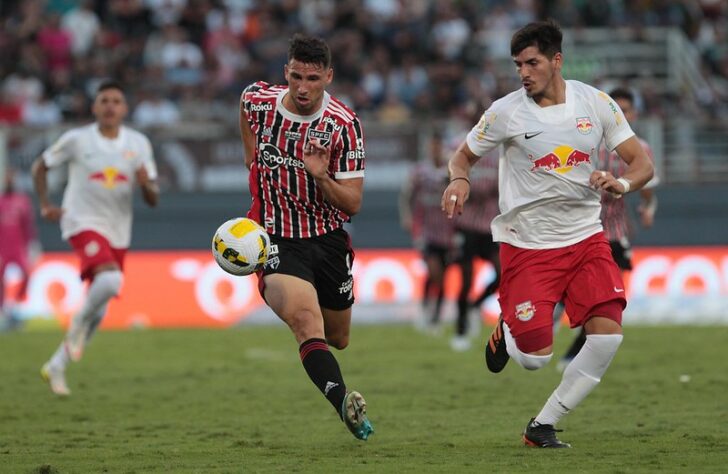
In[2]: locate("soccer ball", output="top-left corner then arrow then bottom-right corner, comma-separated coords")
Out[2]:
211,217 -> 270,276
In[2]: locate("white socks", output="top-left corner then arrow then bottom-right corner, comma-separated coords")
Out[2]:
74,270 -> 122,329
502,320 -> 552,370
49,341 -> 70,370
535,334 -> 623,426
49,271 -> 123,370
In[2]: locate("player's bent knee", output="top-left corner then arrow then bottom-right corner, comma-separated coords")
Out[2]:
286,309 -> 323,340
520,352 -> 553,370
327,335 -> 349,350
95,270 -> 123,300
584,299 -> 624,334
513,325 -> 553,353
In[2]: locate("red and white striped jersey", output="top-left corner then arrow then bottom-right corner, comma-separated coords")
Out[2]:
407,162 -> 455,247
243,81 -> 366,238
598,137 -> 658,241
455,152 -> 499,234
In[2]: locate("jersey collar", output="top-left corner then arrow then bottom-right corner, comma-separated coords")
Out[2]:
522,80 -> 575,124
276,89 -> 330,122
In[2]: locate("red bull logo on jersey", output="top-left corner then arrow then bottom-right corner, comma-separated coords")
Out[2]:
89,167 -> 129,189
515,301 -> 535,322
530,145 -> 593,174
576,117 -> 593,135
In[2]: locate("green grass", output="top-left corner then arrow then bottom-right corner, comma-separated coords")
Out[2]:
1,324 -> 727,473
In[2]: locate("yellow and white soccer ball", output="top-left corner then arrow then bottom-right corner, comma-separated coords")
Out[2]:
211,217 -> 270,276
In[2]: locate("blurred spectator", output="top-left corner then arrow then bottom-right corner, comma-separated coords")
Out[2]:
61,0 -> 100,57
431,3 -> 472,61
22,87 -> 62,127
0,0 -> 725,127
155,24 -> 204,86
204,10 -> 251,89
132,87 -> 181,128
0,90 -> 23,125
388,54 -> 429,107
36,12 -> 72,74
2,67 -> 43,106
146,0 -> 188,27
376,91 -> 411,124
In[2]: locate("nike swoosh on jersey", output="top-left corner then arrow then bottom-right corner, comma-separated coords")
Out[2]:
614,287 -> 625,293
524,131 -> 544,139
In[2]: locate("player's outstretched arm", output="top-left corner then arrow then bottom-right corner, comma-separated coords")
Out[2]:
398,176 -> 415,232
136,166 -> 159,207
591,136 -> 654,196
31,157 -> 63,221
239,92 -> 256,170
638,187 -> 657,227
442,141 -> 479,219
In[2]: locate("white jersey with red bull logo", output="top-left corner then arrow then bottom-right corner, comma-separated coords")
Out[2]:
42,123 -> 157,248
466,80 -> 635,249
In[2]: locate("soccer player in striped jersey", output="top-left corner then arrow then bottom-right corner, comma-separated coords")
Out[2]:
442,21 -> 654,447
32,80 -> 159,396
238,34 -> 372,440
451,152 -> 500,351
400,133 -> 456,334
557,87 -> 659,369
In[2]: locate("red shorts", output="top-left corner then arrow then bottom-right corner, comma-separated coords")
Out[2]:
498,232 -> 625,341
68,230 -> 126,281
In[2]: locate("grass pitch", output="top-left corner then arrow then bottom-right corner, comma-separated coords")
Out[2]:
1,324 -> 727,473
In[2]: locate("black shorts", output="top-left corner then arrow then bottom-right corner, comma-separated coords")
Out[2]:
422,243 -> 452,267
455,229 -> 499,262
609,239 -> 633,271
260,228 -> 355,311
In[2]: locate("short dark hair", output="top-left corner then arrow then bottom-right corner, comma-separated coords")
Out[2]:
608,87 -> 634,105
511,20 -> 563,58
96,79 -> 125,96
288,34 -> 331,69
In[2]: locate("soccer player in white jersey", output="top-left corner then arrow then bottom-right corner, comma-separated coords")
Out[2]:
239,35 -> 373,440
557,87 -> 659,369
32,80 -> 159,396
441,21 -> 653,447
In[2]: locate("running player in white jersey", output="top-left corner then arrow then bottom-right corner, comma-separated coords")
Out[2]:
32,80 -> 159,396
442,21 -> 653,447
239,35 -> 373,440
557,87 -> 659,369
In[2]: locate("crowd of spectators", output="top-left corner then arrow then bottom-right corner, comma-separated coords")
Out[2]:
0,0 -> 726,129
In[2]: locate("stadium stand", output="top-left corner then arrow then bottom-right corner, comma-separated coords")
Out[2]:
1,0 -> 727,248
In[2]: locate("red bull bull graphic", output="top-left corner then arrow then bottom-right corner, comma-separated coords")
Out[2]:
89,167 -> 129,189
576,116 -> 593,135
530,145 -> 593,174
